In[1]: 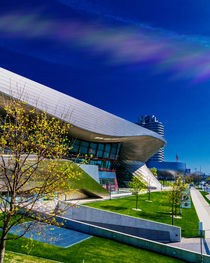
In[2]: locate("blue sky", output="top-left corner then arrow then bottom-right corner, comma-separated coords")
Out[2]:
0,0 -> 210,173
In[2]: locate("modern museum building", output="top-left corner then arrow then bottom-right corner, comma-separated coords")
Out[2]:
0,67 -> 166,193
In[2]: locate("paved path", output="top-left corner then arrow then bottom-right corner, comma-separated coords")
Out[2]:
190,188 -> 210,255
169,238 -> 206,254
191,188 -> 210,239
169,188 -> 210,255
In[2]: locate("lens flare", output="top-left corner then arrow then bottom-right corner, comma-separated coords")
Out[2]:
1,12 -> 210,83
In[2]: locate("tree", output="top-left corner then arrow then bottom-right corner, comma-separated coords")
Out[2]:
128,175 -> 147,210
0,98 -> 76,263
167,176 -> 187,225
176,177 -> 188,216
146,178 -> 152,201
190,173 -> 202,184
150,167 -> 157,177
183,174 -> 192,184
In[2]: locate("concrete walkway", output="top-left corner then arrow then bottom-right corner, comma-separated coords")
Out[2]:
166,188 -> 210,255
169,237 -> 206,254
190,188 -> 210,254
191,188 -> 210,239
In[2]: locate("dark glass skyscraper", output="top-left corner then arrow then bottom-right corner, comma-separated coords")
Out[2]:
138,115 -> 164,162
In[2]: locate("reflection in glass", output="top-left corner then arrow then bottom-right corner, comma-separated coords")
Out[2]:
110,143 -> 117,159
80,141 -> 89,154
89,143 -> 97,155
97,143 -> 104,157
70,139 -> 80,153
103,144 -> 111,158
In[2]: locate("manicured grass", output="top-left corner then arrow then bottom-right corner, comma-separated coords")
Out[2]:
85,191 -> 199,237
5,250 -> 59,263
200,191 -> 210,205
4,234 -> 186,263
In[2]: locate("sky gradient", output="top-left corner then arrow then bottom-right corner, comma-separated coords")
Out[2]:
0,0 -> 210,173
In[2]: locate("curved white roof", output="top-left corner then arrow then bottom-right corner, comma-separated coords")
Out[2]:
0,67 -> 166,162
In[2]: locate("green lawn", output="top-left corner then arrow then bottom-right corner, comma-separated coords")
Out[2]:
200,191 -> 210,205
5,250 -> 59,263
85,191 -> 199,237
4,234 -> 186,263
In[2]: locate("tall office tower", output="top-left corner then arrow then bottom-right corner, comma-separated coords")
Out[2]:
138,115 -> 164,162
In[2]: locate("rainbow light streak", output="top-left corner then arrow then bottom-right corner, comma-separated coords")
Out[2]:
1,12 -> 210,83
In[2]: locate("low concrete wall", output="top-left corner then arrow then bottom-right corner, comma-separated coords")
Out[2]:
56,216 -> 210,263
79,220 -> 170,242
58,202 -> 181,242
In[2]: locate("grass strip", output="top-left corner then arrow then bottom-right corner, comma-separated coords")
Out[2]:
5,250 -> 61,263
4,234 -> 187,263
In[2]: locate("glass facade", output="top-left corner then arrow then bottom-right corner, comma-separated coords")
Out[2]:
69,138 -> 121,161
68,137 -> 121,191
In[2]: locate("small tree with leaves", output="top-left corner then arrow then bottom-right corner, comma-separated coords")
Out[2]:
0,98 -> 77,263
167,176 -> 187,225
150,168 -> 157,177
128,175 -> 147,210
175,177 -> 188,216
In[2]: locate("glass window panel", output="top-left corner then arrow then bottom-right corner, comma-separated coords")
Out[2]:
110,153 -> 115,159
80,141 -> 89,154
115,143 -> 121,160
96,143 -> 104,157
70,139 -> 80,153
110,144 -> 117,159
89,143 -> 97,155
105,144 -> 111,152
98,144 -> 104,150
105,161 -> 111,169
111,143 -> 117,152
103,144 -> 111,158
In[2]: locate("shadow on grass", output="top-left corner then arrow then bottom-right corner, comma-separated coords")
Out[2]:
100,206 -> 128,211
158,211 -> 171,215
139,211 -> 169,222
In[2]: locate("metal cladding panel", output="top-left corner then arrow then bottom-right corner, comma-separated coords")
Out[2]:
0,68 -> 166,161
